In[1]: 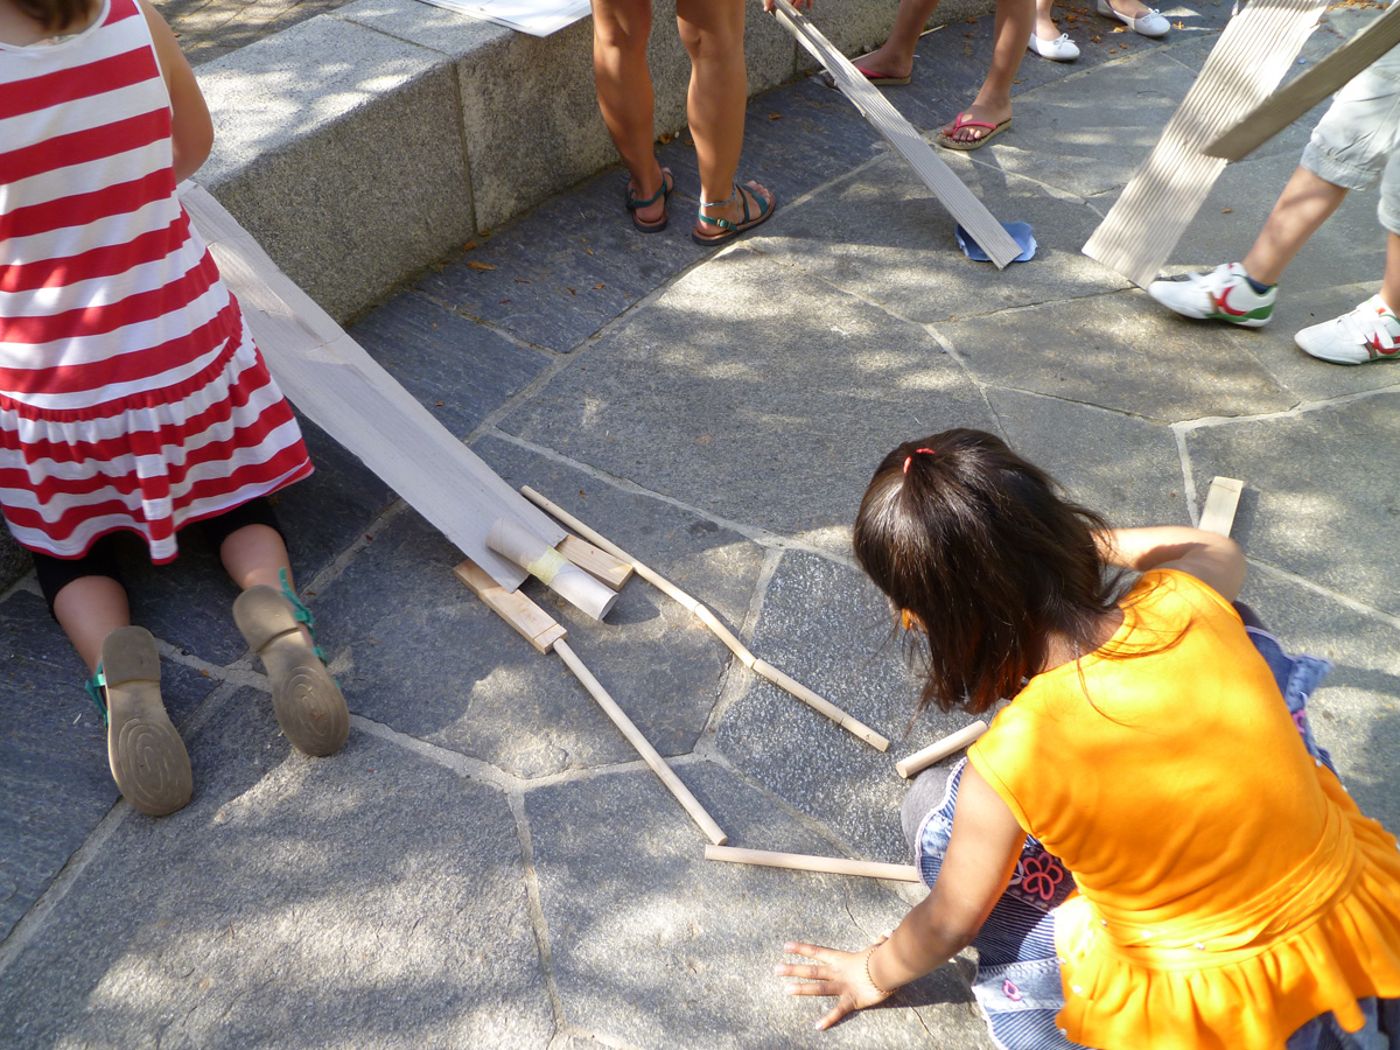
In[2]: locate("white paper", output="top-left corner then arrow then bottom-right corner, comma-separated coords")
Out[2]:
414,0 -> 589,36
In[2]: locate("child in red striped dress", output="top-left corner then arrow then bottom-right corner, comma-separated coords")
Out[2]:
0,0 -> 349,815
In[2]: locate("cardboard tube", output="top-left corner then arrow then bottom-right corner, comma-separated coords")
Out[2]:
487,518 -> 618,621
555,639 -> 727,846
895,720 -> 988,779
704,844 -> 920,883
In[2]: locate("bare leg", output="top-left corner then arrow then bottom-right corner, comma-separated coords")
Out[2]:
1240,166 -> 1349,285
219,524 -> 317,646
1034,0 -> 1060,41
54,576 -> 131,674
858,0 -> 940,80
592,0 -> 666,225
678,0 -> 773,227
1381,231 -> 1400,312
941,0 -> 1034,143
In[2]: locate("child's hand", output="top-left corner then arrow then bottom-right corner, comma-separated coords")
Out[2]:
776,939 -> 892,1030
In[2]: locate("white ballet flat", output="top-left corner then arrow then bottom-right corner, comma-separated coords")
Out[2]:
1095,0 -> 1170,36
1027,31 -> 1081,60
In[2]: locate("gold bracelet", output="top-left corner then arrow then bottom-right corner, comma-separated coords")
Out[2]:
863,943 -> 890,997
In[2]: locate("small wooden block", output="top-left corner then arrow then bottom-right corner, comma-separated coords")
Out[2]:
1199,476 -> 1245,538
454,559 -> 566,654
558,534 -> 634,591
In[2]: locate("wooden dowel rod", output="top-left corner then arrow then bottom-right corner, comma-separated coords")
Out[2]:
895,720 -> 988,779
521,486 -> 887,751
554,639 -> 727,846
704,844 -> 921,883
751,660 -> 890,752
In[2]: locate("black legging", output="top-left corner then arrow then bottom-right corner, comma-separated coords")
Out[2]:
32,497 -> 283,615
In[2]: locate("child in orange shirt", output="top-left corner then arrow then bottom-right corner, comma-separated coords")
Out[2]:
778,429 -> 1400,1049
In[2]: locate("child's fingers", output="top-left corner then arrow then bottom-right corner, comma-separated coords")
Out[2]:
785,979 -> 840,997
816,1002 -> 852,1030
783,940 -> 836,962
775,962 -> 831,981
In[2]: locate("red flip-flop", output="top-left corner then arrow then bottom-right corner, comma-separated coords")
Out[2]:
820,65 -> 911,89
936,113 -> 1012,151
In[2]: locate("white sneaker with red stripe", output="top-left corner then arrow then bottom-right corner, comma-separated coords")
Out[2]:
1295,294 -> 1400,365
1148,262 -> 1276,328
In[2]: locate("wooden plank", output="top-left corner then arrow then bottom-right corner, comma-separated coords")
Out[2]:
179,182 -> 566,592
1199,476 -> 1245,537
555,639 -> 728,845
894,720 -> 988,779
454,559 -> 567,654
704,844 -> 921,883
1082,0 -> 1330,288
769,0 -> 1022,269
559,534 -> 634,590
521,485 -> 891,751
1204,4 -> 1400,162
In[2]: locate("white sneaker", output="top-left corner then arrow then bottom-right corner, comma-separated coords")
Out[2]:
1096,0 -> 1170,36
1295,294 -> 1400,365
1028,31 -> 1081,61
1147,262 -> 1276,328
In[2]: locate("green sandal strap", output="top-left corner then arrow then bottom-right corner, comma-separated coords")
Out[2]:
84,666 -> 108,726
626,169 -> 673,211
278,568 -> 329,665
697,182 -> 769,231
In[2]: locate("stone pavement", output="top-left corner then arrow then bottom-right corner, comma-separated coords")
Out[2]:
155,0 -> 349,64
5,4 -> 1400,1047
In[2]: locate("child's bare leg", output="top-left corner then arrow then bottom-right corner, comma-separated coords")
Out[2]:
218,522 -> 293,592
1034,0 -> 1060,40
54,576 -> 130,673
860,0 -> 941,79
941,0 -> 1033,143
1241,166 -> 1349,286
1381,231 -> 1400,312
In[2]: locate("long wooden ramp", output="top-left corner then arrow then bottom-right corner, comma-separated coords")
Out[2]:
180,182 -> 565,593
1082,0 -> 1331,288
770,0 -> 1022,269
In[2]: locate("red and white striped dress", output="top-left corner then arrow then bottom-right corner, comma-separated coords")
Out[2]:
0,0 -> 312,563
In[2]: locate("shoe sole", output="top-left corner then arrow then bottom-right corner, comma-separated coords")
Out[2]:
233,586 -> 349,757
102,627 -> 193,817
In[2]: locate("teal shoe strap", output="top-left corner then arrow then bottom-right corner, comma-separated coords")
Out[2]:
84,667 -> 108,726
278,568 -> 329,665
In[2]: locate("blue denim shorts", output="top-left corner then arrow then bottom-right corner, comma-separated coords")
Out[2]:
903,615 -> 1397,1050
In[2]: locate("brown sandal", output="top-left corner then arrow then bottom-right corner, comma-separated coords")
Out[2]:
691,180 -> 778,246
102,626 -> 193,817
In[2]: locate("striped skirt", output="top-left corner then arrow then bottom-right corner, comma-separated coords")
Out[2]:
0,310 -> 312,564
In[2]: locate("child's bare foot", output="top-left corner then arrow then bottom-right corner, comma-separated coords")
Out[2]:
937,101 -> 1012,149
853,43 -> 913,81
1034,13 -> 1061,38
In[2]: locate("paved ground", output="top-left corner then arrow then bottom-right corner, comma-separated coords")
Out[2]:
155,0 -> 349,64
5,4 -> 1400,1047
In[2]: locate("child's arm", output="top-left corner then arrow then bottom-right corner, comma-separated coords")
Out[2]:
138,0 -> 213,182
778,765 -> 1024,1030
1097,526 -> 1246,602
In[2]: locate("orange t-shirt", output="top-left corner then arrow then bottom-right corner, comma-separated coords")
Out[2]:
968,569 -> 1400,1050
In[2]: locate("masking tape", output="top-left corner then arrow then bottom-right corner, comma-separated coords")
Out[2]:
525,546 -> 570,586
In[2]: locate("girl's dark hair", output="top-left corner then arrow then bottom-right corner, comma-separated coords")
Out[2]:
853,428 -> 1125,717
18,0 -> 96,32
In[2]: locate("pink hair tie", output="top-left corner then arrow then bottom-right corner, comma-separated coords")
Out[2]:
902,447 -> 937,474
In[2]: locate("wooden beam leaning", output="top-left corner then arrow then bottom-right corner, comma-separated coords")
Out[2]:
519,487 -> 891,752
178,183 -> 570,596
768,0 -> 1021,269
705,844 -> 920,883
1198,476 -> 1245,537
1082,0 -> 1331,288
455,558 -> 727,845
894,720 -> 988,780
1204,4 -> 1400,162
